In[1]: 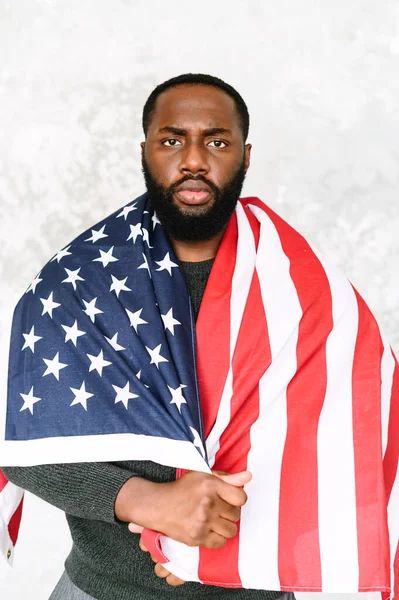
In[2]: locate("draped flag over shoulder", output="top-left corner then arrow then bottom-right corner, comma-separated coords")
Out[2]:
1,193 -> 398,597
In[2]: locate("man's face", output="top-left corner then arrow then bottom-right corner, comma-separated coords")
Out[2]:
141,84 -> 251,242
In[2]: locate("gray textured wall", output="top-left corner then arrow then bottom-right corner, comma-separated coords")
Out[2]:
0,1 -> 398,598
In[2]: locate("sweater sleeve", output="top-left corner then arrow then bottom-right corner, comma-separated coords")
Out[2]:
1,462 -> 136,524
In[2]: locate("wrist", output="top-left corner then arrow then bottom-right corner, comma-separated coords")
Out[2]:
114,476 -> 164,528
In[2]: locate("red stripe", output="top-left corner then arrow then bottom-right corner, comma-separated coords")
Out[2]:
352,287 -> 390,590
383,349 -> 399,598
0,469 -> 8,493
246,197 -> 326,589
383,350 -> 399,501
198,207 -> 268,586
8,496 -> 24,547
196,211 -> 237,438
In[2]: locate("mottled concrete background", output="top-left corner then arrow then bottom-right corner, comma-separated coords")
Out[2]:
0,1 -> 398,598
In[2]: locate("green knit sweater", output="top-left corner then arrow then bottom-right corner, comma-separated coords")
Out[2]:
2,259 -> 285,600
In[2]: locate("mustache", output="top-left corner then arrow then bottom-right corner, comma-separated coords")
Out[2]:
169,175 -> 218,194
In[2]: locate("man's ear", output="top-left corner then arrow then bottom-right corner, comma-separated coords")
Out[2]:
244,143 -> 252,172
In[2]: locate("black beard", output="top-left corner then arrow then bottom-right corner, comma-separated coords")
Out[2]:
141,155 -> 247,242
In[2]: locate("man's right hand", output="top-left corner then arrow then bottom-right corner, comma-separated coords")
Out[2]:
115,469 -> 251,549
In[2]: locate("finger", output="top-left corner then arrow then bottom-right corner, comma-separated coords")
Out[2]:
216,479 -> 249,508
211,517 -> 238,540
154,563 -> 171,579
166,573 -> 187,586
150,554 -> 158,563
219,501 -> 241,523
139,536 -> 148,552
213,470 -> 252,487
202,531 -> 227,549
215,473 -> 250,506
128,522 -> 144,534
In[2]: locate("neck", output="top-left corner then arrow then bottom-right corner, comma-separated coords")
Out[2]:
169,229 -> 225,262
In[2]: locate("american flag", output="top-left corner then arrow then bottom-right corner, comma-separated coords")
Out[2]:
1,194 -> 398,598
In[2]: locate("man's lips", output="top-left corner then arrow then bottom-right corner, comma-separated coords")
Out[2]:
174,190 -> 213,205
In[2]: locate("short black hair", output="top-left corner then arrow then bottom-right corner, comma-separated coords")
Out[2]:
142,73 -> 250,142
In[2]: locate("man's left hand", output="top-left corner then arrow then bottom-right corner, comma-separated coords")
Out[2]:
139,534 -> 187,586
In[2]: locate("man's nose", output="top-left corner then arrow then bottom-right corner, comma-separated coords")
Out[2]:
179,141 -> 209,174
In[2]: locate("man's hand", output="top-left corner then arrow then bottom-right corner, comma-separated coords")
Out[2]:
122,469 -> 251,549
139,536 -> 186,586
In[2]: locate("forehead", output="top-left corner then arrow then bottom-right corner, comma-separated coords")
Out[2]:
149,84 -> 240,133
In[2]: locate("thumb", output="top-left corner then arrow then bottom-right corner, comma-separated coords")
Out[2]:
212,470 -> 252,487
128,522 -> 144,534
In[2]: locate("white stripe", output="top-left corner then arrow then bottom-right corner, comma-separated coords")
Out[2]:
380,336 -> 395,458
0,435 -> 209,571
238,203 -> 302,589
0,434 -> 211,473
206,202 -> 256,466
0,434 -> 209,572
387,457 -> 399,599
313,251 -> 359,591
159,537 -> 201,583
0,482 -> 24,565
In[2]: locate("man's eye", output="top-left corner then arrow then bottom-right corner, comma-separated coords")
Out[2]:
208,140 -> 227,148
163,139 -> 181,146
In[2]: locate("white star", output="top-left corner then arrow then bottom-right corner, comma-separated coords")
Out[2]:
22,325 -> 42,352
190,426 -> 206,459
20,386 -> 41,415
26,272 -> 43,294
126,308 -> 148,333
62,267 -> 85,290
155,252 -> 178,276
127,223 -> 143,244
61,320 -> 86,346
70,381 -> 94,410
117,203 -> 137,220
93,246 -> 118,268
113,381 -> 138,409
86,349 -> 112,376
161,308 -> 181,335
137,252 -> 151,278
42,352 -> 68,380
110,275 -> 131,298
141,227 -> 153,248
105,332 -> 125,352
145,344 -> 168,369
51,245 -> 72,263
168,384 -> 187,413
152,212 -> 161,229
82,297 -> 103,323
85,224 -> 108,243
40,292 -> 61,318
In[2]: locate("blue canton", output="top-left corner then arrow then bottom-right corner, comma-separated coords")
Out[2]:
6,192 -> 206,461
